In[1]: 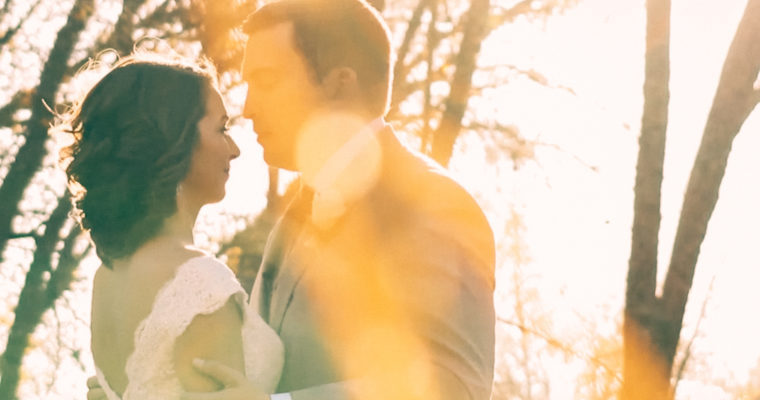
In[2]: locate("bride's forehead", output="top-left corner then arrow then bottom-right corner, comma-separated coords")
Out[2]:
203,90 -> 226,113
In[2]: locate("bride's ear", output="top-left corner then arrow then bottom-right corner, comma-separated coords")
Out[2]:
321,67 -> 360,102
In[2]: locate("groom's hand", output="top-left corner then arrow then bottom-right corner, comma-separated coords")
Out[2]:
180,359 -> 269,400
86,375 -> 107,400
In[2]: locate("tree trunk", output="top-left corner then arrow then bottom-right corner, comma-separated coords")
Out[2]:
0,197 -> 71,399
420,0 -> 440,152
388,0 -> 432,119
660,0 -> 760,376
623,0 -> 671,398
0,0 -> 43,51
69,0 -> 153,73
623,0 -> 760,398
0,0 -> 93,258
430,0 -> 489,166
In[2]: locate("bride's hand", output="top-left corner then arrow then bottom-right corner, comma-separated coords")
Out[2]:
180,359 -> 270,400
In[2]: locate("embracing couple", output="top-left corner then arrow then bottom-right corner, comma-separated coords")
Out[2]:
70,0 -> 496,399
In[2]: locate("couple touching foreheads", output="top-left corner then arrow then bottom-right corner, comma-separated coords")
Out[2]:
69,0 -> 496,399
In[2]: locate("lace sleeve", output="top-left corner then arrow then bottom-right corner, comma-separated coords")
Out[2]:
122,256 -> 246,399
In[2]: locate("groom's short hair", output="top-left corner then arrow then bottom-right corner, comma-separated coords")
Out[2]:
243,0 -> 393,115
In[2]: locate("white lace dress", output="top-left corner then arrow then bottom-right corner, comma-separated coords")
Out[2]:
94,256 -> 284,399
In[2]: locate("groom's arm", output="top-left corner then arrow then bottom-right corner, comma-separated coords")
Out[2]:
285,380 -> 360,400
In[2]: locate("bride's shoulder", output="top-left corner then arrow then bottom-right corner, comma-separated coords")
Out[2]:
167,254 -> 242,302
175,253 -> 236,279
126,244 -> 222,277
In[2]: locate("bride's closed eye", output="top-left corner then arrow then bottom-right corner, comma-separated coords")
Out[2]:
219,116 -> 231,135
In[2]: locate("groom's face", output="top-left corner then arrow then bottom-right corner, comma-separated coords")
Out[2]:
242,22 -> 326,171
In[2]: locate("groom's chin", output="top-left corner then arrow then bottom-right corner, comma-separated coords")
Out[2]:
263,153 -> 298,172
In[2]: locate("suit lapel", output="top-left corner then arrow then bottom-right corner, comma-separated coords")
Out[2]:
251,216 -> 286,322
265,127 -> 401,332
268,225 -> 314,332
251,186 -> 312,323
260,187 -> 315,331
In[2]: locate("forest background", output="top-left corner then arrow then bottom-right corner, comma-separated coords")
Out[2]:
0,0 -> 759,399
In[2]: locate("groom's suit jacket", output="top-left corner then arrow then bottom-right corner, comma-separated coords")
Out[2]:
251,127 -> 495,400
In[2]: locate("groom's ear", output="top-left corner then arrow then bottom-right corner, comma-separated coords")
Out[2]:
321,67 -> 360,102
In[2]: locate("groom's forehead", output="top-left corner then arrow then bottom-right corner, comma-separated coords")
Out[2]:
243,22 -> 298,66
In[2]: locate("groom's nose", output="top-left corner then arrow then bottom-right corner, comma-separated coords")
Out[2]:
243,92 -> 256,121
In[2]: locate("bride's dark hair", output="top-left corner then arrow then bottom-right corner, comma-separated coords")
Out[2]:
60,52 -> 218,268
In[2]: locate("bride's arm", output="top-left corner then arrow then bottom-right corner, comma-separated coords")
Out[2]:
181,360 -> 359,400
174,297 -> 246,391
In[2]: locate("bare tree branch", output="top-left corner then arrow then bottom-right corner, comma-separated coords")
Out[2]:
0,0 -> 43,51
0,0 -> 94,261
623,1 -> 760,398
464,120 -> 599,172
623,0 -> 671,397
1,0 -> 12,15
431,0 -> 490,165
471,64 -> 578,96
0,90 -> 33,127
627,0 -> 671,314
45,223 -> 85,305
488,0 -> 576,35
7,231 -> 38,240
419,0 -> 441,151
389,0 -> 433,116
0,194 -> 72,397
661,0 -> 760,369
70,0 -> 148,72
196,0 -> 258,72
497,316 -> 622,382
493,0 -> 533,22
671,276 -> 714,397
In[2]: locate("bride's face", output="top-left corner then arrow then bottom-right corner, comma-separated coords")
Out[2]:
180,88 -> 240,206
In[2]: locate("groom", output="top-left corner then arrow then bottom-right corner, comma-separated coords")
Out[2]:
187,0 -> 496,399
89,0 -> 496,398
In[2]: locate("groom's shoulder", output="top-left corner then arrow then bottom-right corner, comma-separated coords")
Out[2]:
394,143 -> 489,227
386,141 -> 495,272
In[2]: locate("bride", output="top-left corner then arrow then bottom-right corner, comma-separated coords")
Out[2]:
61,53 -> 282,399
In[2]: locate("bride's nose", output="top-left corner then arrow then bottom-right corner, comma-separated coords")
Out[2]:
227,135 -> 241,159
